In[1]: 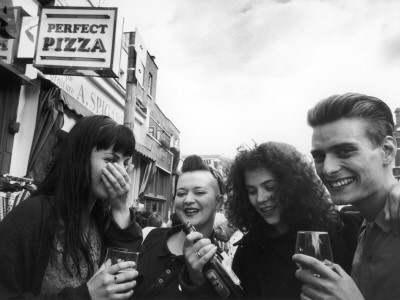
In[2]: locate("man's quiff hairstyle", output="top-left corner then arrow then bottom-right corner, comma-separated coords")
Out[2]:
307,92 -> 394,147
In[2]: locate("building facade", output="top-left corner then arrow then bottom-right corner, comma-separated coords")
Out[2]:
0,0 -> 180,221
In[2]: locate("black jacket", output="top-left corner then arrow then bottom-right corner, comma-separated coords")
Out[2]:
232,211 -> 362,299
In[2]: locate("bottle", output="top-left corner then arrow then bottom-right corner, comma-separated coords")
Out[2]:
183,221 -> 243,299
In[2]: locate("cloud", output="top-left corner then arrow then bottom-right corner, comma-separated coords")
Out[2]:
115,0 -> 400,157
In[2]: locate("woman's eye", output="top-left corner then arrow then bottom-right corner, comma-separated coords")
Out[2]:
195,191 -> 206,195
247,190 -> 256,196
176,192 -> 186,197
265,185 -> 277,192
105,158 -> 116,163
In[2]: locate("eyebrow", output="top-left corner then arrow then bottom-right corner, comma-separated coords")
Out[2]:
245,179 -> 277,188
105,152 -> 120,158
311,142 -> 358,156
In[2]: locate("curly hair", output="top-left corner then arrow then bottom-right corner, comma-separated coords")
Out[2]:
225,142 -> 341,236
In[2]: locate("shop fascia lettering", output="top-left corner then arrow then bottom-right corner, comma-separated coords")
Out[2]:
34,7 -> 118,77
42,23 -> 108,53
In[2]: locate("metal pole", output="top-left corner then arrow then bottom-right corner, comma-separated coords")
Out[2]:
124,31 -> 137,131
124,31 -> 137,207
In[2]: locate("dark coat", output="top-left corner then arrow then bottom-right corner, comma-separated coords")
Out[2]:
0,195 -> 143,299
232,211 -> 363,299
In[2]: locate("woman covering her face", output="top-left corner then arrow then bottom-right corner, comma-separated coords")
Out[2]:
0,115 -> 142,299
225,142 -> 362,299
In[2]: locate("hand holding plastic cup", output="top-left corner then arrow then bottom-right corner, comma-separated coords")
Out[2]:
295,231 -> 333,273
105,247 -> 139,271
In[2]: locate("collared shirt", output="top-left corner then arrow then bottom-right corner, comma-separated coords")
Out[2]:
351,210 -> 400,300
134,225 -> 186,299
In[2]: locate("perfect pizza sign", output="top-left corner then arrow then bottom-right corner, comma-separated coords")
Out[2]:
34,7 -> 117,77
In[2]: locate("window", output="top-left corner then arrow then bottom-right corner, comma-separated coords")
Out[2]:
147,73 -> 153,96
149,126 -> 155,137
157,128 -> 163,140
146,168 -> 169,199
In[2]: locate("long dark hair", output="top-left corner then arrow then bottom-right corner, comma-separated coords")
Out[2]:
225,142 -> 341,236
32,115 -> 135,279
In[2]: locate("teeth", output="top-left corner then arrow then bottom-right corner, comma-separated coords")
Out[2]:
184,208 -> 199,213
260,206 -> 276,212
330,178 -> 354,188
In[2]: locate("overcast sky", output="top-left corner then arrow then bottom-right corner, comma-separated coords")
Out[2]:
113,0 -> 400,158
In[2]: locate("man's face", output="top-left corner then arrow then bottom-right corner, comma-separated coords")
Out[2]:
311,118 -> 385,206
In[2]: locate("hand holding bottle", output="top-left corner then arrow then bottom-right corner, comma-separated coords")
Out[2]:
183,230 -> 218,286
182,222 -> 243,299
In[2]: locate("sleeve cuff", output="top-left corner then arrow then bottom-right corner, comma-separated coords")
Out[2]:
105,208 -> 143,250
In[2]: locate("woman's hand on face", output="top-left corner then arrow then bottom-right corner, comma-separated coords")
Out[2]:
183,232 -> 218,286
87,259 -> 138,300
101,162 -> 133,208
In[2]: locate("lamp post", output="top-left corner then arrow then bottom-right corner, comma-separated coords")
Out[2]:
123,31 -> 137,132
124,31 -> 137,207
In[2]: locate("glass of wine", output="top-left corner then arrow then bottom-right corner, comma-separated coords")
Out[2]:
295,231 -> 333,268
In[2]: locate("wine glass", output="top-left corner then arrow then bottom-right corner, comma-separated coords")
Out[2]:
295,231 -> 333,268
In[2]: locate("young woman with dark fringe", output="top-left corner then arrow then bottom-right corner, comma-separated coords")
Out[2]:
0,115 -> 142,299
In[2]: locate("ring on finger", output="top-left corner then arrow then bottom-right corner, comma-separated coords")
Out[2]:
114,275 -> 118,284
120,182 -> 126,187
197,251 -> 201,257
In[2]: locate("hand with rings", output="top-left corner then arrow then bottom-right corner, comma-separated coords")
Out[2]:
87,259 -> 138,300
102,162 -> 133,228
182,231 -> 218,286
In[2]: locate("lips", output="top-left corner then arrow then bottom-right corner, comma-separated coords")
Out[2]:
183,208 -> 200,216
327,177 -> 355,188
259,206 -> 277,213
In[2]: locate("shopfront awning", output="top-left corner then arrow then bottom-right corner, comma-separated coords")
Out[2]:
58,89 -> 93,117
135,142 -> 156,161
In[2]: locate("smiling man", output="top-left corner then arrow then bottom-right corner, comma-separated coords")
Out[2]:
293,93 -> 400,300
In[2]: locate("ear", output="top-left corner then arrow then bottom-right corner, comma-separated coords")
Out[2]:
216,195 -> 224,209
382,136 -> 397,166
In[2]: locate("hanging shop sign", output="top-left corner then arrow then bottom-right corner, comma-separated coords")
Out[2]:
133,29 -> 147,88
0,7 -> 28,65
33,7 -> 118,77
